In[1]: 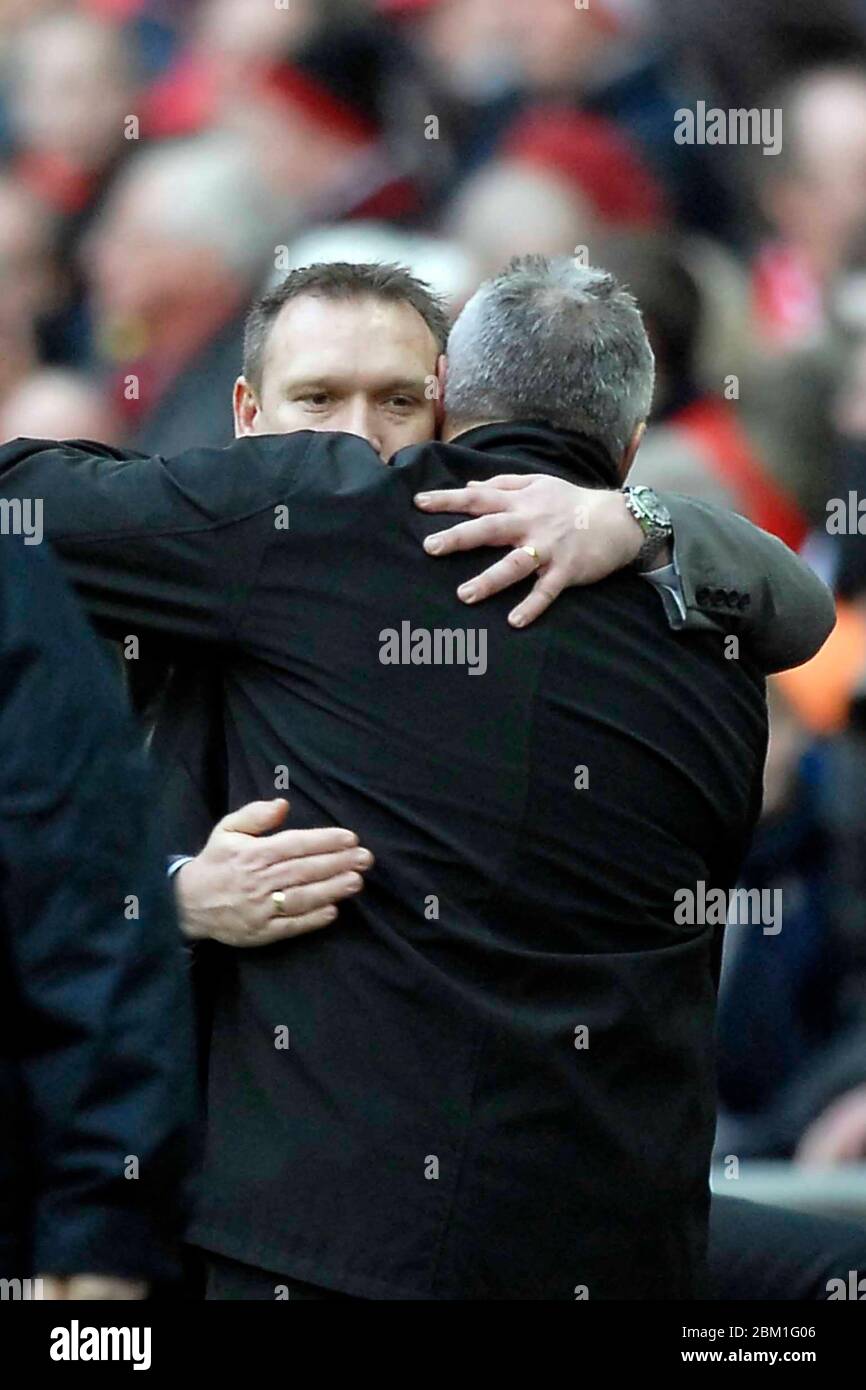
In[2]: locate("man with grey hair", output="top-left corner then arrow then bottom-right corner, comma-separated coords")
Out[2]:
0,255 -> 831,1299
85,134 -> 284,455
444,259 -> 655,463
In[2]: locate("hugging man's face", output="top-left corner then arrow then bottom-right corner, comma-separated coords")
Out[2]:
233,292 -> 441,461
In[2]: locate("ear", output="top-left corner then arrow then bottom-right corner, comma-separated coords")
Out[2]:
233,376 -> 260,438
434,354 -> 447,438
619,422 -> 646,481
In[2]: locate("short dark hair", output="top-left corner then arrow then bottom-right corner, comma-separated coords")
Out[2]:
242,262 -> 449,390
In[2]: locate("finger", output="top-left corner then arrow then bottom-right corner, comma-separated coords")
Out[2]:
268,870 -> 365,921
257,846 -> 373,894
255,825 -> 359,867
220,798 -> 289,836
424,513 -> 520,556
508,569 -> 568,628
415,485 -> 511,516
468,474 -> 532,490
455,547 -> 545,606
246,905 -> 340,947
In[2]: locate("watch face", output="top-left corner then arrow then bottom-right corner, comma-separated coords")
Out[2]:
639,489 -> 671,530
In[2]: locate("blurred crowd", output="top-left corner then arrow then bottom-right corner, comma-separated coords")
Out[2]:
4,0 -> 866,1174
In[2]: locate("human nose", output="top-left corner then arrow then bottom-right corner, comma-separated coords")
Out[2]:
342,397 -> 383,457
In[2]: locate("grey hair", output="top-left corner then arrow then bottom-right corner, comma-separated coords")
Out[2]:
106,135 -> 283,279
445,256 -> 655,460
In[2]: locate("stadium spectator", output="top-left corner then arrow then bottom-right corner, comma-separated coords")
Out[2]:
605,232 -> 808,547
6,11 -> 138,219
0,368 -> 120,444
82,133 -> 282,452
752,67 -> 866,349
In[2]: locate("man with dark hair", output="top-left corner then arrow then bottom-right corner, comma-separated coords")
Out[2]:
234,262 -> 448,460
146,261 -> 453,948
0,255 -> 835,1298
242,261 -> 450,392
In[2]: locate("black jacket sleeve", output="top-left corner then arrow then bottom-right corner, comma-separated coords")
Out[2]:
0,434 -> 313,647
0,435 -> 835,674
0,538 -> 198,1281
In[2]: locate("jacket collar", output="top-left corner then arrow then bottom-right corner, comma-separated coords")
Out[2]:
447,420 -> 620,489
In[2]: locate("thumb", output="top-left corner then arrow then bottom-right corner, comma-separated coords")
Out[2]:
219,797 -> 290,836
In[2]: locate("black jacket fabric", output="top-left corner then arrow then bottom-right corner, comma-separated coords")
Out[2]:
0,537 -> 197,1283
0,425 -> 770,1297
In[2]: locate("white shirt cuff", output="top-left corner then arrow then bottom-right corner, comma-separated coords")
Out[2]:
640,561 -> 687,628
166,855 -> 194,879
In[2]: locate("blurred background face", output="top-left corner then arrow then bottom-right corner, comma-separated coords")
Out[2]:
0,368 -> 119,444
234,294 -> 440,460
766,73 -> 866,280
9,14 -> 134,171
225,93 -> 360,209
200,0 -> 319,182
412,0 -> 517,94
446,162 -> 595,278
196,0 -> 314,76
82,134 -> 276,358
87,178 -> 225,332
496,0 -> 617,93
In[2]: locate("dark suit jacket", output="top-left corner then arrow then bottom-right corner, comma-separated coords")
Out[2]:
0,537 -> 197,1283
0,424 -> 806,1297
121,307 -> 246,732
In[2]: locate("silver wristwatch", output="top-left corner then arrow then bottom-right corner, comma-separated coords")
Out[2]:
621,485 -> 673,569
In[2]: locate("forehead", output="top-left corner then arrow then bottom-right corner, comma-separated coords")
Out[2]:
260,292 -> 440,384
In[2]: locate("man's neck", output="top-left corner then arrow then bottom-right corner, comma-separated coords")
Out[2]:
442,417 -> 506,444
436,419 -> 623,490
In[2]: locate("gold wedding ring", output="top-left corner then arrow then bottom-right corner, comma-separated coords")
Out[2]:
271,890 -> 289,915
520,545 -> 540,565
